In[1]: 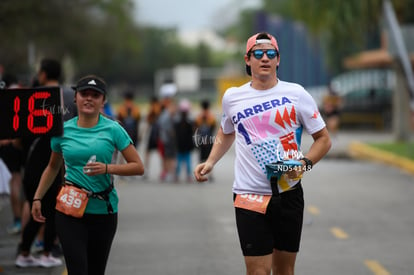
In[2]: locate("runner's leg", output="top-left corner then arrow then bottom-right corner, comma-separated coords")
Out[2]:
245,254 -> 272,275
272,249 -> 297,275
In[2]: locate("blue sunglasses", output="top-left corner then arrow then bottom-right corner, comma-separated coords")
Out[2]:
250,49 -> 278,60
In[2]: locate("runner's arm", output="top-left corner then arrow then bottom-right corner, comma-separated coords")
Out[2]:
32,151 -> 64,222
107,144 -> 144,176
194,127 -> 235,181
303,127 -> 331,166
33,151 -> 64,200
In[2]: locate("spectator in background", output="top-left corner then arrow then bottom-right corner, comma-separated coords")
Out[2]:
102,101 -> 115,120
117,90 -> 141,148
194,99 -> 217,166
157,82 -> 177,181
157,98 -> 177,182
322,84 -> 342,139
194,99 -> 217,182
174,99 -> 194,182
0,73 -> 25,235
143,96 -> 162,180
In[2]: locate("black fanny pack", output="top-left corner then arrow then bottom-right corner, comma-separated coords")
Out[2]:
64,180 -> 114,214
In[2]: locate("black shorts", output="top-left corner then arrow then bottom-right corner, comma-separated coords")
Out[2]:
147,138 -> 158,150
0,144 -> 24,172
163,141 -> 177,158
234,183 -> 304,256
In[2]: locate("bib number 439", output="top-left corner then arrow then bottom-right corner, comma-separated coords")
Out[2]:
59,189 -> 83,208
56,185 -> 89,218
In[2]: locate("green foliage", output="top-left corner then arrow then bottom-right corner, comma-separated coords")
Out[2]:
261,0 -> 414,73
370,142 -> 414,160
0,0 -> 226,85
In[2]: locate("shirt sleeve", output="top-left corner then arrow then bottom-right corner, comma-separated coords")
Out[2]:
297,90 -> 326,134
50,136 -> 62,153
113,122 -> 133,151
220,90 -> 235,134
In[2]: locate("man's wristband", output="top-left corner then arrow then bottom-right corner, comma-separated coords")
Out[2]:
33,198 -> 42,202
300,157 -> 313,171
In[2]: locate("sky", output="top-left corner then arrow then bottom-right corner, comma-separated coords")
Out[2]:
133,0 -> 262,33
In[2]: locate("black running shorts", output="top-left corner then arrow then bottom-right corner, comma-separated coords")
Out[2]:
234,183 -> 304,256
0,144 -> 24,173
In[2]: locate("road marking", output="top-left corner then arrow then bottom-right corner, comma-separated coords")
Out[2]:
364,260 -> 391,275
307,205 -> 320,215
330,227 -> 349,239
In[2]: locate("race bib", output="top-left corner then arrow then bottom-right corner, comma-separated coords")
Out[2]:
55,184 -> 89,218
234,194 -> 272,214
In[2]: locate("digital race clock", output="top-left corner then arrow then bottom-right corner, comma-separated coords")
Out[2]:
0,87 -> 63,139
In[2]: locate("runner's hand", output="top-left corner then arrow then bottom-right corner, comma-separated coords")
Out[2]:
84,162 -> 106,176
285,161 -> 306,180
194,162 -> 213,182
32,201 -> 46,223
285,169 -> 304,180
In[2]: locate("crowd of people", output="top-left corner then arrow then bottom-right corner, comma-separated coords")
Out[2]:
138,85 -> 217,183
101,81 -> 218,183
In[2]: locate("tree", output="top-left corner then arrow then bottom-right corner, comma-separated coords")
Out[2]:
261,0 -> 414,72
0,0 -> 140,82
0,0 -> 227,86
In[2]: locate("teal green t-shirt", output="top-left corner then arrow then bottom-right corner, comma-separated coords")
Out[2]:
51,114 -> 132,214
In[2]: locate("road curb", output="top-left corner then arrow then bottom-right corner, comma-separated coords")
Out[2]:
348,141 -> 414,176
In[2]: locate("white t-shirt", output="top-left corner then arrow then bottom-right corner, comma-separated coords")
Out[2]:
221,80 -> 326,195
